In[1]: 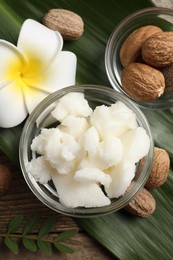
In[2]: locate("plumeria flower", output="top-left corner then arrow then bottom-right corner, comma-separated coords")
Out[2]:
0,19 -> 77,128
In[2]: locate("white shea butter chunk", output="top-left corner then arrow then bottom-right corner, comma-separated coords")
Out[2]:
83,139 -> 123,170
78,157 -> 96,169
51,92 -> 93,121
105,160 -> 136,198
60,115 -> 90,140
83,126 -> 100,155
51,173 -> 111,208
31,128 -> 63,155
83,127 -> 123,169
121,127 -> 150,163
26,156 -> 52,184
98,138 -> 123,168
31,129 -> 60,156
110,101 -> 137,130
31,128 -> 81,174
74,167 -> 111,188
45,132 -> 81,174
29,92 -> 151,208
90,105 -> 113,140
90,101 -> 137,140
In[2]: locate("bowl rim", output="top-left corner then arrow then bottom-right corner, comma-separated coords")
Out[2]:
105,7 -> 173,109
19,84 -> 154,217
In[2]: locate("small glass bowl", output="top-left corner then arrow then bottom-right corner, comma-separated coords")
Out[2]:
19,85 -> 153,217
105,7 -> 173,109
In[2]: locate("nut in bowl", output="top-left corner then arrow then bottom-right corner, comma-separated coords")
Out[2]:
19,85 -> 153,217
105,7 -> 173,109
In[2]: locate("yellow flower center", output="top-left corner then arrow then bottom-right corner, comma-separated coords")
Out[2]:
6,58 -> 26,79
6,54 -> 44,94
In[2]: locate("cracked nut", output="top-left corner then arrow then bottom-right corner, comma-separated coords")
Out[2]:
120,25 -> 162,66
43,9 -> 84,40
121,62 -> 165,101
142,31 -> 173,67
145,147 -> 170,189
125,187 -> 156,217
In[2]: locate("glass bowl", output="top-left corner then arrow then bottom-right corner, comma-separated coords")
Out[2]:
105,7 -> 173,109
19,85 -> 153,217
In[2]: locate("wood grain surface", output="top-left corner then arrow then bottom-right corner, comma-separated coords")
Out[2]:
0,150 -> 116,259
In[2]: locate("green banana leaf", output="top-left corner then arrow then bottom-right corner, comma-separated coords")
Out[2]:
0,0 -> 173,259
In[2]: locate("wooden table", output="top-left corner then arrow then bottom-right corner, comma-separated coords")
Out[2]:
0,150 -> 115,259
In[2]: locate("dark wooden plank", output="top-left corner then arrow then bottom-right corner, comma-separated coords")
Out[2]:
0,233 -> 114,259
0,150 -> 115,259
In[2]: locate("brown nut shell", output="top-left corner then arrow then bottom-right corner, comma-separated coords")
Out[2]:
145,147 -> 170,189
160,64 -> 173,91
125,187 -> 156,217
142,31 -> 173,67
119,25 -> 162,66
121,63 -> 165,101
43,9 -> 84,40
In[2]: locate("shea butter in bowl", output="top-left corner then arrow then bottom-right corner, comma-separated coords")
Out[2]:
19,85 -> 153,217
105,7 -> 173,109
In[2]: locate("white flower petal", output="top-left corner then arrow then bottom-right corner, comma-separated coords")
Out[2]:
0,80 -> 27,128
0,40 -> 27,85
17,19 -> 63,76
22,83 -> 48,114
24,51 -> 77,93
